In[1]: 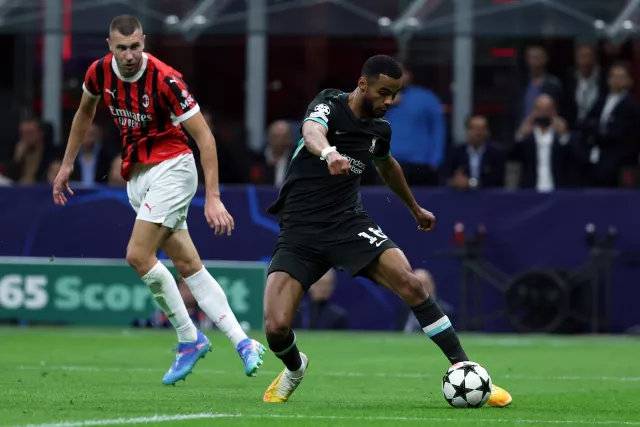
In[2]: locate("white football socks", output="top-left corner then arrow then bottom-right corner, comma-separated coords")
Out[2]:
184,266 -> 248,347
141,261 -> 198,342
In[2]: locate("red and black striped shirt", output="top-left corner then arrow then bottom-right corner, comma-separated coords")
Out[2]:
83,52 -> 199,180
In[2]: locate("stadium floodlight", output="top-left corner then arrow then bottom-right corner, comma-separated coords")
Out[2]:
606,0 -> 640,39
179,0 -> 216,34
390,0 -> 434,36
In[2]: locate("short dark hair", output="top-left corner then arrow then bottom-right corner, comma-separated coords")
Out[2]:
361,55 -> 402,81
526,45 -> 548,59
21,117 -> 43,129
465,114 -> 487,129
110,15 -> 142,36
576,43 -> 597,54
610,60 -> 631,75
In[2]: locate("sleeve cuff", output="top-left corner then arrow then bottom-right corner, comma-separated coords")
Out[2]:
82,83 -> 100,99
174,103 -> 201,123
303,116 -> 329,130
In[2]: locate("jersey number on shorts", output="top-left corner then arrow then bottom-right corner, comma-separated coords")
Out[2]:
358,227 -> 388,247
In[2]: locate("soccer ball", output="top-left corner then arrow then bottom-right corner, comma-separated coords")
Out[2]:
442,361 -> 492,408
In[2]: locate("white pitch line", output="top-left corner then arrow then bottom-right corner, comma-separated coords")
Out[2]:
6,412 -> 640,427
11,365 -> 640,382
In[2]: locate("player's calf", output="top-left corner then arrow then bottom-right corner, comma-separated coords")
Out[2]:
142,260 -> 198,343
263,271 -> 306,373
368,250 -> 469,365
395,272 -> 468,364
410,294 -> 469,364
265,322 -> 303,372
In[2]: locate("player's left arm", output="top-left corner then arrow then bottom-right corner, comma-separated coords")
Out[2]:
163,75 -> 234,236
373,133 -> 435,232
181,112 -> 234,236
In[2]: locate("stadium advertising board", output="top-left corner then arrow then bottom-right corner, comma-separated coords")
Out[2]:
0,257 -> 266,329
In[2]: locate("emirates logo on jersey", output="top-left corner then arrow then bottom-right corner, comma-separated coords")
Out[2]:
142,94 -> 150,108
108,106 -> 153,129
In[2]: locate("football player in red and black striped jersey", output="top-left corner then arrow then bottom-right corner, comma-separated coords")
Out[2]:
53,15 -> 266,385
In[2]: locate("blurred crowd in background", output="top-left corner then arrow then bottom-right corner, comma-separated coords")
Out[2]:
1,41 -> 639,191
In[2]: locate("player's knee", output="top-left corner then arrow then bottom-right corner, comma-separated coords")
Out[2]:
264,315 -> 290,342
126,246 -> 155,276
396,271 -> 429,306
172,258 -> 202,279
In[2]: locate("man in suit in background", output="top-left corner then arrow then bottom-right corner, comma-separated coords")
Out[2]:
511,95 -> 575,191
564,44 -> 607,131
70,123 -> 113,186
251,120 -> 294,187
583,62 -> 638,187
445,114 -> 506,190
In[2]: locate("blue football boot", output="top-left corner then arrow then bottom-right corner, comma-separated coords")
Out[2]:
162,329 -> 212,385
236,338 -> 266,377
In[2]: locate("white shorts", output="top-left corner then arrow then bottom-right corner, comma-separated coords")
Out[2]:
127,153 -> 197,231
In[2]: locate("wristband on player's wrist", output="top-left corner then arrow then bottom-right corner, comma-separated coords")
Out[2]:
320,146 -> 337,160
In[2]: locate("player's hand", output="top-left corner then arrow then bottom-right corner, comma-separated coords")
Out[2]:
326,151 -> 351,175
412,206 -> 436,232
52,164 -> 74,206
205,197 -> 235,236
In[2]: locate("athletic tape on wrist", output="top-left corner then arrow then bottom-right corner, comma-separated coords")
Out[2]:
320,146 -> 337,160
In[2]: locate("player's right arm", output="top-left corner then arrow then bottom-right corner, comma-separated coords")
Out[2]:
53,91 -> 99,206
300,121 -> 348,175
301,94 -> 350,175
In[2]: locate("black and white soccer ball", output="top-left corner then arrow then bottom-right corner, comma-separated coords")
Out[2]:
442,361 -> 492,408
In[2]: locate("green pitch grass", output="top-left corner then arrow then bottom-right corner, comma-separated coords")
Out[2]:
1,328 -> 639,427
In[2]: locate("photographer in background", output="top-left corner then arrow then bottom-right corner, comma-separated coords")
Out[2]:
511,94 -> 576,191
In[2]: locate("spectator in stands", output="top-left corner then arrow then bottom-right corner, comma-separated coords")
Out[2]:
565,44 -> 607,131
107,156 -> 126,187
200,107 -> 250,184
70,123 -> 113,186
512,46 -> 563,136
6,118 -> 54,184
294,269 -> 349,330
385,60 -> 445,186
511,94 -> 575,191
582,62 -> 638,187
250,120 -> 293,186
445,115 -> 506,190
47,158 -> 62,185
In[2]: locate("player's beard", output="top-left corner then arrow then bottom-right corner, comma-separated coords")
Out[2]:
362,95 -> 387,119
361,96 -> 378,118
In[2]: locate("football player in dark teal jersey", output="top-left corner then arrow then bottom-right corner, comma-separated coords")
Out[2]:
263,54 -> 512,407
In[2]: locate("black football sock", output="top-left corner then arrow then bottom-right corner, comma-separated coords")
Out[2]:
267,329 -> 302,372
411,296 -> 469,364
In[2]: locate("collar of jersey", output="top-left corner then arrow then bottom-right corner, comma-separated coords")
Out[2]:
111,52 -> 148,83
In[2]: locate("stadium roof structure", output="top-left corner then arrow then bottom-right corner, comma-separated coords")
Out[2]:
0,0 -> 639,42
